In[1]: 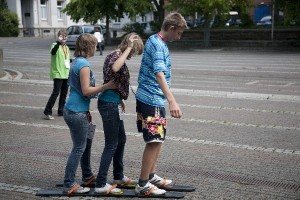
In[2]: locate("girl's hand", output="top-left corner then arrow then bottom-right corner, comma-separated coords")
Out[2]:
128,34 -> 138,48
121,99 -> 126,112
103,80 -> 117,91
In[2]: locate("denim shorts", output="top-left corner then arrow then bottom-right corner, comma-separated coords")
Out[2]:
136,99 -> 167,143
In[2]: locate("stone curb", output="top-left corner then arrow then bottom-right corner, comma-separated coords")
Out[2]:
0,70 -> 12,80
0,69 -> 23,80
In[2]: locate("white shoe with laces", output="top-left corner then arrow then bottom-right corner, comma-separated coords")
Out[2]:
149,174 -> 173,187
135,182 -> 166,195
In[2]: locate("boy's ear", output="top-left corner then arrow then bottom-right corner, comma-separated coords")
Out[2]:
169,25 -> 175,31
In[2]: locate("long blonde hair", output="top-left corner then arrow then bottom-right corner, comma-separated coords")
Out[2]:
74,33 -> 98,58
118,32 -> 144,58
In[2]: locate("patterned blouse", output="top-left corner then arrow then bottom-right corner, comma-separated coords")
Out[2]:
103,50 -> 130,100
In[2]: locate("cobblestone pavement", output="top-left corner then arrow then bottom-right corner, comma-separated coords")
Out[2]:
0,38 -> 300,200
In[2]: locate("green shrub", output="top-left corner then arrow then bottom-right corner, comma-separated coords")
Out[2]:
240,14 -> 254,28
0,8 -> 19,37
149,21 -> 161,33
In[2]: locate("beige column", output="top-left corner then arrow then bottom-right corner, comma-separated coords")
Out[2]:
50,0 -> 58,27
33,0 -> 39,27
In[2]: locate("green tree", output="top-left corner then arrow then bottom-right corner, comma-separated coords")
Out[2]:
275,0 -> 300,26
0,0 -> 19,37
166,0 -> 251,47
64,0 -> 154,44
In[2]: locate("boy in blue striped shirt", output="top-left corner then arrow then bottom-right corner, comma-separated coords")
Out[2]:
135,12 -> 188,195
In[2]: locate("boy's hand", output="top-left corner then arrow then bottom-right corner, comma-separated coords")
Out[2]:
169,101 -> 182,119
58,35 -> 67,43
58,35 -> 63,42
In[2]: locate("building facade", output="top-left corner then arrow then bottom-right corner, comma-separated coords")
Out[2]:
7,0 -> 274,38
7,0 -> 86,37
6,0 -> 154,38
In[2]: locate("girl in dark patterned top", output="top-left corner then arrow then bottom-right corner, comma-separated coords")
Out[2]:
95,33 -> 144,194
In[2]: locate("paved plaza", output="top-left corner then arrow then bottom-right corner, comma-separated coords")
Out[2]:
0,37 -> 300,200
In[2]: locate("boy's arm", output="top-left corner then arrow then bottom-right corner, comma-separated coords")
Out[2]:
156,72 -> 182,119
51,41 -> 61,55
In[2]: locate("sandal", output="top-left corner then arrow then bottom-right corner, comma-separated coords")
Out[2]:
65,183 -> 90,196
95,183 -> 123,194
82,175 -> 96,186
114,176 -> 137,186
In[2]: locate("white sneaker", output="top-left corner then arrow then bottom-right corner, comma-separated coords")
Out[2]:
95,183 -> 122,194
149,174 -> 173,187
135,182 -> 166,195
44,114 -> 54,120
64,185 -> 90,194
113,176 -> 137,185
72,186 -> 90,193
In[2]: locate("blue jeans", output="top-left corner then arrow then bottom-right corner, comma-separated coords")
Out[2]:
63,108 -> 93,188
95,100 -> 126,187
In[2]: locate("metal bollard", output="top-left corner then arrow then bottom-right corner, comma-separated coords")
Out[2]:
0,49 -> 4,78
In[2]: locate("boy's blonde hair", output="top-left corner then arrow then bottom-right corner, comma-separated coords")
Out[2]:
118,32 -> 144,56
161,12 -> 188,31
74,33 -> 98,58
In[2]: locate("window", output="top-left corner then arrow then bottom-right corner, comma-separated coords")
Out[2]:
40,0 -> 47,20
115,17 -> 121,23
142,16 -> 147,22
57,1 -> 64,20
66,26 -> 73,35
73,26 -> 82,34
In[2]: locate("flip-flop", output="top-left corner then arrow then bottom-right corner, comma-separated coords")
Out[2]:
82,175 -> 96,186
105,184 -> 123,195
120,178 -> 137,186
67,184 -> 80,197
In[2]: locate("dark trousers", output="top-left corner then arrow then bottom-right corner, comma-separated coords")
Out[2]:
44,79 -> 68,115
98,42 -> 103,55
96,100 -> 126,187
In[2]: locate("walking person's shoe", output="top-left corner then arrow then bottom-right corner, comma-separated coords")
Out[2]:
63,184 -> 90,196
95,183 -> 122,194
135,182 -> 166,195
82,175 -> 96,186
113,175 -> 137,186
149,174 -> 173,187
44,114 -> 54,120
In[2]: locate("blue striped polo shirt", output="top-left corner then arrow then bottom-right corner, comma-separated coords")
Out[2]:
136,34 -> 171,107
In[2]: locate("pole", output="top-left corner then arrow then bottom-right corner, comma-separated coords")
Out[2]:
0,49 -> 4,78
271,0 -> 275,41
